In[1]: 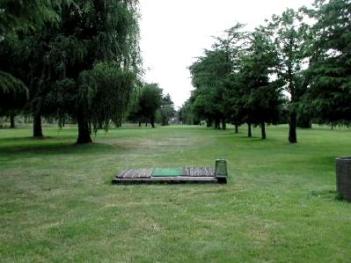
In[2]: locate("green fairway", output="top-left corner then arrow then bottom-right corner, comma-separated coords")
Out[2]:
1,125 -> 351,262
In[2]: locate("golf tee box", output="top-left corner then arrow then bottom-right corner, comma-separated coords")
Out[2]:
113,160 -> 228,184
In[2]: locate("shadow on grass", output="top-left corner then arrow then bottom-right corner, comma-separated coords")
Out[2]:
304,155 -> 338,169
309,189 -> 340,201
235,135 -> 276,143
0,138 -> 117,157
0,136 -> 59,142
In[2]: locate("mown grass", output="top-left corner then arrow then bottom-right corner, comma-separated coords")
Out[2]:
0,124 -> 351,262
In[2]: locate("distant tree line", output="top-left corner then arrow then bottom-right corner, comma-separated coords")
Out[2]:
182,0 -> 351,143
128,83 -> 176,127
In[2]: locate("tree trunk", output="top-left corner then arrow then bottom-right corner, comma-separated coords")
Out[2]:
248,122 -> 252,138
207,118 -> 212,127
138,121 -> 141,127
235,124 -> 239,134
288,69 -> 298,143
261,122 -> 266,140
10,113 -> 15,128
297,115 -> 312,128
151,116 -> 155,128
77,112 -> 92,144
24,115 -> 29,124
289,111 -> 297,143
33,113 -> 44,138
221,119 -> 226,130
215,119 -> 220,129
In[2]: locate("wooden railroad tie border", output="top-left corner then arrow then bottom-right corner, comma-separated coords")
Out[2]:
112,167 -> 227,184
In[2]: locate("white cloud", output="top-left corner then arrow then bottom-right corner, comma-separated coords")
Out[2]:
140,0 -> 314,107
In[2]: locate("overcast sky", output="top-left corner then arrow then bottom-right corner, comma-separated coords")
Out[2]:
139,0 -> 314,107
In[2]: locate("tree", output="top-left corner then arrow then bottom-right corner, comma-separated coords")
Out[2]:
0,1 -> 65,131
1,0 -> 140,141
307,0 -> 351,126
77,63 -> 136,135
269,8 -> 311,143
225,73 -> 246,134
0,71 -> 28,127
0,39 -> 29,128
0,0 -> 64,37
238,28 -> 283,139
0,0 -> 54,130
189,24 -> 246,130
135,83 -> 162,128
158,94 -> 175,126
179,99 -> 198,125
190,49 -> 230,129
295,71 -> 313,128
46,0 -> 140,143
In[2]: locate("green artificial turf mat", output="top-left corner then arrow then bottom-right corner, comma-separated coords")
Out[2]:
152,167 -> 183,177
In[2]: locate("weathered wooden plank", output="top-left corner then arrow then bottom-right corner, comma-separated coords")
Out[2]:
183,167 -> 215,177
113,167 -> 227,184
117,169 -> 153,179
112,176 -> 219,184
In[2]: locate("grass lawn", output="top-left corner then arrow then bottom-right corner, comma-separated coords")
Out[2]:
1,124 -> 351,262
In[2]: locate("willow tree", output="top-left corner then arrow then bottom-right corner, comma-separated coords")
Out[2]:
48,0 -> 140,143
0,35 -> 29,127
131,83 -> 162,128
0,0 -> 71,135
0,0 -> 59,129
0,0 -> 64,36
0,71 -> 28,126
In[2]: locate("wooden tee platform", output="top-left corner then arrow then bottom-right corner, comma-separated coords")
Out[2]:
112,167 -> 227,184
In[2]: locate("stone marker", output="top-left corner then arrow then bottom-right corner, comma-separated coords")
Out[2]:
336,157 -> 351,202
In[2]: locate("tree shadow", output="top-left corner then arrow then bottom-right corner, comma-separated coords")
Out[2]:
0,136 -> 117,157
309,189 -> 339,201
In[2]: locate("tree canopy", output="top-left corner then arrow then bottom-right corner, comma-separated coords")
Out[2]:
0,0 -> 141,142
188,0 -> 350,142
1,0 -> 350,144
308,0 -> 351,126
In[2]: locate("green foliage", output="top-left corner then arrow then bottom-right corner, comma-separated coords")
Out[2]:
58,0 -> 140,142
308,0 -> 351,125
190,49 -> 228,125
189,24 -> 283,137
269,8 -> 310,94
157,94 -> 176,126
134,83 -> 162,127
0,33 -> 30,116
238,28 -> 283,129
179,99 -> 197,125
188,7 -> 341,141
190,25 -> 247,128
0,71 -> 28,112
78,63 -> 135,131
268,8 -> 312,142
0,0 -> 66,37
0,0 -> 140,141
